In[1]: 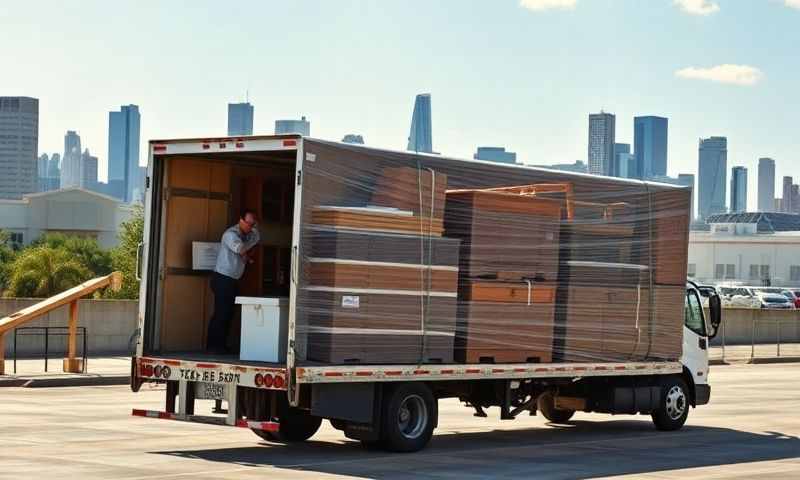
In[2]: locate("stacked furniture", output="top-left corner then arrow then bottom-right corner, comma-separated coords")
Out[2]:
444,188 -> 563,363
304,167 -> 461,364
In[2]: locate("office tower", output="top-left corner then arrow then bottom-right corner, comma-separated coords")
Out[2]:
0,97 -> 38,199
634,116 -> 668,179
782,176 -> 793,212
227,102 -> 254,136
61,130 -> 82,188
80,148 -> 98,190
37,154 -> 49,192
588,112 -> 615,175
474,147 -> 518,164
757,158 -> 776,212
792,185 -> 800,214
275,116 -> 310,136
730,166 -> 747,213
341,134 -> 364,144
108,105 -> 141,202
407,94 -> 433,153
613,143 -> 634,179
678,173 -> 696,220
697,136 -> 727,220
48,153 -> 61,190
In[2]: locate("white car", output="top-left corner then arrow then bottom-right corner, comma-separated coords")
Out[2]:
756,292 -> 795,309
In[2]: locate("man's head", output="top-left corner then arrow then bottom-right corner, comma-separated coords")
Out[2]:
239,208 -> 257,234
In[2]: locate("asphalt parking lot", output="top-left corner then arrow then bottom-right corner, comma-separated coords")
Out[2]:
0,362 -> 798,479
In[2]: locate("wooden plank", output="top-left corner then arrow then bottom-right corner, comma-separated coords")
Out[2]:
0,332 -> 5,375
0,272 -> 122,335
63,300 -> 83,373
463,282 -> 555,304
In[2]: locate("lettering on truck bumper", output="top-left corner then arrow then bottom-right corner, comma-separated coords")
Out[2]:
134,356 -> 288,390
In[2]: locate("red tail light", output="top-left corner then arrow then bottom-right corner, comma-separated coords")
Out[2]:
262,374 -> 274,388
254,374 -> 264,387
273,375 -> 284,389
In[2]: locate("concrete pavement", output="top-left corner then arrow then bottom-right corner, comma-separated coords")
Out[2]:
0,362 -> 799,479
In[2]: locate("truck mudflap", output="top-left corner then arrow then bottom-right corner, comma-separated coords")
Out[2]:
132,409 -> 280,432
695,384 -> 711,405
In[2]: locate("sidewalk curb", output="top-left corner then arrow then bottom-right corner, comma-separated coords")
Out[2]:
0,375 -> 130,388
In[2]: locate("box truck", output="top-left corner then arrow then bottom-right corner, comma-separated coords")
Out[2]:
131,135 -> 721,452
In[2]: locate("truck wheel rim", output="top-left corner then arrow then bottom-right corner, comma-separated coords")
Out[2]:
665,386 -> 686,420
398,394 -> 427,439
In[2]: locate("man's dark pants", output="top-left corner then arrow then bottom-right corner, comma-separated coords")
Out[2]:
208,272 -> 237,351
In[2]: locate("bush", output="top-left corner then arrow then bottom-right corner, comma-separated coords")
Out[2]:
106,204 -> 144,299
6,246 -> 92,298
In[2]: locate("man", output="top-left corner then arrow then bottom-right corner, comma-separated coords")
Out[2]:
207,209 -> 260,353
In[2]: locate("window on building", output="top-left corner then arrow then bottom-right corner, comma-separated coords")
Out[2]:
688,263 -> 696,277
749,265 -> 760,280
715,264 -> 725,279
9,232 -> 23,249
790,266 -> 800,282
760,265 -> 770,279
725,264 -> 735,279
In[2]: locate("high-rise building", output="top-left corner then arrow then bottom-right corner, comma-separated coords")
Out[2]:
37,153 -> 49,192
757,158 -> 776,212
782,176 -> 793,213
588,112 -> 615,176
678,173 -> 696,220
108,105 -> 141,202
47,153 -> 61,191
613,143 -> 636,179
792,185 -> 800,215
407,94 -> 433,153
341,134 -> 364,144
634,116 -> 668,179
474,147 -> 518,164
61,130 -> 82,189
80,148 -> 98,190
227,102 -> 254,136
698,136 -> 728,220
0,97 -> 39,199
730,166 -> 747,213
275,116 -> 310,136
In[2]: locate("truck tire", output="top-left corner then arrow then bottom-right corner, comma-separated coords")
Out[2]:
651,377 -> 689,431
379,383 -> 436,453
537,391 -> 575,424
252,408 -> 322,443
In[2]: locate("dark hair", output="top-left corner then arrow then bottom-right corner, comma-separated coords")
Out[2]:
240,208 -> 257,220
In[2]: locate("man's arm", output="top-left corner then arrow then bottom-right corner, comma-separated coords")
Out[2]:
242,227 -> 260,252
221,230 -> 245,254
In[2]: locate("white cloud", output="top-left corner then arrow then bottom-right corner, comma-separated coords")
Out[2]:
674,0 -> 720,15
675,64 -> 764,86
786,0 -> 800,9
519,0 -> 577,12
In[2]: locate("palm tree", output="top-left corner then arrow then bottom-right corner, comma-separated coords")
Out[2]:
7,246 -> 91,298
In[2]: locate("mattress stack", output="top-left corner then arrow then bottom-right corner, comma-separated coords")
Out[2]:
304,167 -> 460,364
444,189 -> 563,363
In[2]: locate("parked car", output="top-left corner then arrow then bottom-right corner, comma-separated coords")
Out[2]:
781,290 -> 800,308
792,291 -> 800,308
718,286 -> 759,308
756,292 -> 795,309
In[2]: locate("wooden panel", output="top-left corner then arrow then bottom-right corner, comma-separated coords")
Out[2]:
652,189 -> 690,286
462,282 -> 556,304
160,276 -> 208,352
309,263 -> 457,292
164,197 -> 209,269
209,163 -> 232,194
168,157 -> 211,190
311,208 -> 444,236
371,167 -> 447,220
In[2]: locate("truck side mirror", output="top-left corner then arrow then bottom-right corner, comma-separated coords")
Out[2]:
707,294 -> 722,339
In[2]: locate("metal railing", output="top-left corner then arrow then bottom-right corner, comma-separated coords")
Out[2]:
12,326 -> 88,374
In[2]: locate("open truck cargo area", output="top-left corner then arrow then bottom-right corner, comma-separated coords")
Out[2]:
132,135 -> 721,452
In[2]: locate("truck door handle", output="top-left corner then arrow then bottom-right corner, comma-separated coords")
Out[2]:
698,338 -> 707,350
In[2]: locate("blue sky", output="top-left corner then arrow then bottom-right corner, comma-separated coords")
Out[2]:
2,0 -> 798,208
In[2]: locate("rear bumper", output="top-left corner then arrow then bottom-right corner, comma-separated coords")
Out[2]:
695,384 -> 711,405
133,355 -> 288,391
132,409 -> 279,432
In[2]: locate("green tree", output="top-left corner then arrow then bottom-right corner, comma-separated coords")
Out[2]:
32,233 -> 113,277
106,204 -> 144,299
0,230 -> 16,294
6,246 -> 91,298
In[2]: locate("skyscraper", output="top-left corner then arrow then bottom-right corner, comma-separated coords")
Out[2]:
783,176 -> 794,213
80,148 -> 98,190
227,102 -> 254,136
634,116 -> 668,179
275,116 -> 310,136
474,147 -> 518,164
61,130 -> 82,189
697,136 -> 727,220
108,105 -> 141,202
613,143 -> 635,179
47,153 -> 61,191
730,166 -> 747,213
677,173 -> 696,220
407,94 -> 433,153
37,153 -> 49,192
588,112 -> 615,176
341,134 -> 364,144
0,97 -> 38,199
757,158 -> 776,212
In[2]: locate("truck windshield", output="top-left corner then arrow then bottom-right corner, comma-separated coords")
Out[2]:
684,291 -> 705,336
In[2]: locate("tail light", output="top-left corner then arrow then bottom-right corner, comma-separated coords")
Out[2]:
273,375 -> 284,389
254,374 -> 264,387
262,374 -> 274,388
154,366 -> 162,378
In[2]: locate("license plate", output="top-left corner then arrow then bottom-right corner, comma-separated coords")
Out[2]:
195,382 -> 226,400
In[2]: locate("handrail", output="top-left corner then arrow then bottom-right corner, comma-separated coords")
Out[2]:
0,271 -> 122,375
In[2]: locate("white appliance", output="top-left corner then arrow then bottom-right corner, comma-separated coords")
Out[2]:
235,296 -> 289,363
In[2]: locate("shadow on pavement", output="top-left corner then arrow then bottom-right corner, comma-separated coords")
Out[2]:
152,418 -> 800,479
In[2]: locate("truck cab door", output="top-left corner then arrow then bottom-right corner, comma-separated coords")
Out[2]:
680,288 -> 709,386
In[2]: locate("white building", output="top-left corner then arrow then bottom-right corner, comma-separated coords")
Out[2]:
0,188 -> 135,249
688,212 -> 800,287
